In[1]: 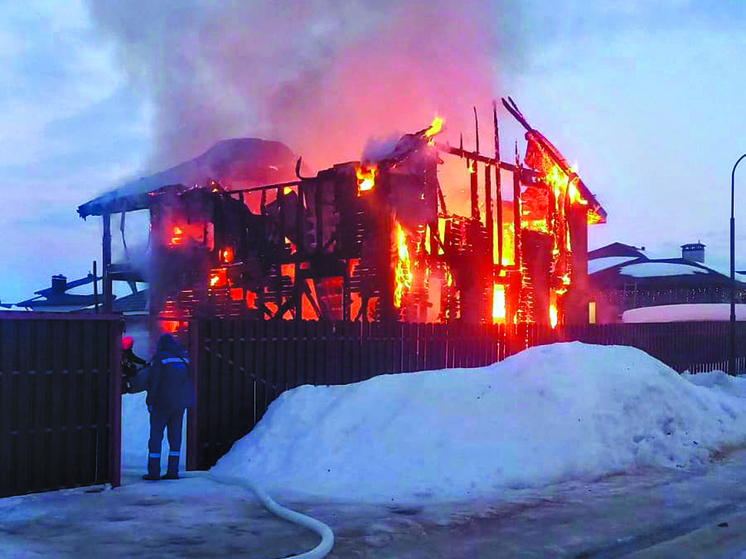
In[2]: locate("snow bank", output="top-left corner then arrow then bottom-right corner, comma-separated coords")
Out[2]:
211,342 -> 746,503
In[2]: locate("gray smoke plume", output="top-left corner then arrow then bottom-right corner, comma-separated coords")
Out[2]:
85,0 -> 526,172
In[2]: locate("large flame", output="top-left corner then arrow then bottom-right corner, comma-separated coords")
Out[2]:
549,303 -> 558,329
394,219 -> 413,309
424,115 -> 444,139
500,223 -> 515,266
492,284 -> 506,323
356,165 -> 377,194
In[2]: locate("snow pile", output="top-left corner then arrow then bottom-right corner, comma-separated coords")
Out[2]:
683,370 -> 746,398
211,342 -> 746,502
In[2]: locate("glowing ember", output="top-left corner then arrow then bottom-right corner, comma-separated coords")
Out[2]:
230,287 -> 243,301
160,320 -> 181,334
246,291 -> 257,309
222,247 -> 234,263
356,165 -> 377,193
209,268 -> 227,288
393,220 -> 413,309
492,284 -> 506,322
171,226 -> 183,244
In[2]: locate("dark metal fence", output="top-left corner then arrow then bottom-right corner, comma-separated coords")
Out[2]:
186,320 -> 746,470
0,312 -> 122,497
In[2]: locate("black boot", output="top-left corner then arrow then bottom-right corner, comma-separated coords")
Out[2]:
162,453 -> 180,480
142,455 -> 160,480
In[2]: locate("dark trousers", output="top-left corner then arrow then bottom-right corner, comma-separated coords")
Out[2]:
148,407 -> 185,457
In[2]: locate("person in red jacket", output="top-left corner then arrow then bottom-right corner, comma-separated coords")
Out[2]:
143,333 -> 194,480
121,336 -> 148,394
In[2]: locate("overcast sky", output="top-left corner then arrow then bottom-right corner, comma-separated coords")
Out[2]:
1,0 -> 746,303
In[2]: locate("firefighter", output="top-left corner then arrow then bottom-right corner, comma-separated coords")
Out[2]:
143,333 -> 194,480
121,336 -> 148,393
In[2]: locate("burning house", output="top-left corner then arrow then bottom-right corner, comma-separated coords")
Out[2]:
78,98 -> 606,329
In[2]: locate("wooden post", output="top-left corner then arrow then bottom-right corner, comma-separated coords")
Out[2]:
494,103 -> 503,269
102,214 -> 113,314
470,159 -> 479,221
93,261 -> 99,314
484,164 -> 493,248
513,144 -> 522,272
294,184 -> 305,319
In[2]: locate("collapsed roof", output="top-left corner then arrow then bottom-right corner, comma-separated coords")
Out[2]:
78,138 -> 298,219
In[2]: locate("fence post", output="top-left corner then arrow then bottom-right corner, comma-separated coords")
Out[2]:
108,319 -> 122,488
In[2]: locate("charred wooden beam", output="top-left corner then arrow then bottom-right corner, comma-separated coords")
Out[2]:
474,106 -> 480,154
294,183 -> 305,318
470,158 -> 479,220
102,213 -> 113,313
513,143 -> 522,273
433,142 -> 536,176
494,101 -> 503,270
501,96 -> 606,223
231,180 -> 303,194
484,160 -> 493,245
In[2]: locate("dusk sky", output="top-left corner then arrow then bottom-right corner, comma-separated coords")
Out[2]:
1,0 -> 745,304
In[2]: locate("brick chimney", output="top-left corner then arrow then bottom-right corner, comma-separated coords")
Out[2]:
51,274 -> 67,295
681,242 -> 705,263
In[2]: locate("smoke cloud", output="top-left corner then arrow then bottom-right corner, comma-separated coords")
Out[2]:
85,0 -> 524,172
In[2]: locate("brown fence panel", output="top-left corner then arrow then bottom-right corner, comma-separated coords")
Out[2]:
0,313 -> 121,498
188,318 -> 746,470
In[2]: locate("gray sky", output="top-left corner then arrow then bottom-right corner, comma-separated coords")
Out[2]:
1,0 -> 746,303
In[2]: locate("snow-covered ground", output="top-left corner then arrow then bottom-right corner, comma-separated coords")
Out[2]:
7,341 -> 746,557
122,391 -> 187,474
212,342 -> 746,503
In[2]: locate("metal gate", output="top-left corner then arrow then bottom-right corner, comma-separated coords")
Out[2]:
0,312 -> 122,497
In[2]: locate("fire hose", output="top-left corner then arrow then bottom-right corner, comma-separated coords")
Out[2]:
184,471 -> 335,559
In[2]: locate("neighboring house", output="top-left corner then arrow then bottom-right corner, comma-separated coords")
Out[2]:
588,242 -> 746,323
14,273 -> 148,315
15,274 -> 102,312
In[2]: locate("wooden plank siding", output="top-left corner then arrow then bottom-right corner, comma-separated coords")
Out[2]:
0,312 -> 121,498
187,319 -> 746,470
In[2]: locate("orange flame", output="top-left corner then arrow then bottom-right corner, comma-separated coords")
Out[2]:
356,165 -> 377,193
492,284 -> 506,323
230,287 -> 243,301
549,304 -> 558,329
170,226 -> 184,246
209,268 -> 227,288
424,115 -> 444,140
160,320 -> 181,334
246,291 -> 257,309
394,220 -> 413,309
221,247 -> 234,263
500,223 -> 515,266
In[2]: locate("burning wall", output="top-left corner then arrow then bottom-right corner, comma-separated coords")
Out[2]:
136,101 -> 605,329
